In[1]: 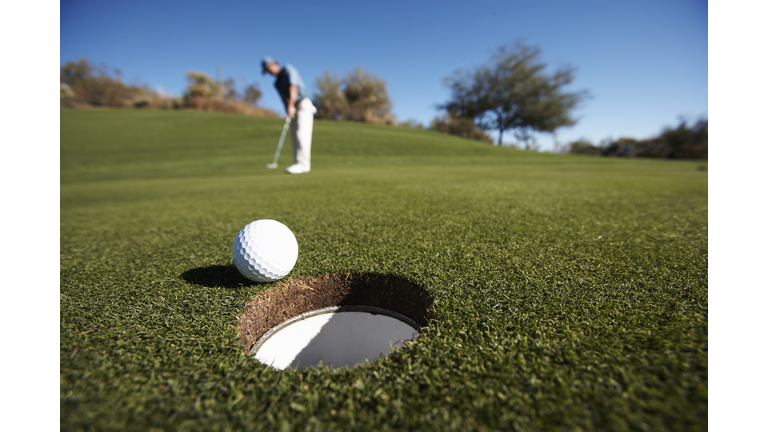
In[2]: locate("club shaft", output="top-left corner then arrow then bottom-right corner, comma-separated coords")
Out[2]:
271,117 -> 291,165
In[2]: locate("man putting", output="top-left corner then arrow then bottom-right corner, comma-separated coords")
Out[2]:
262,56 -> 317,174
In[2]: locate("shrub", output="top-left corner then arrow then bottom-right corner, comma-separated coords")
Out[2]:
656,118 -> 708,159
430,113 -> 493,143
61,58 -> 184,109
314,71 -> 349,121
243,84 -> 262,107
183,72 -> 224,101
60,84 -> 76,108
60,58 -> 150,107
344,67 -> 394,124
182,71 -> 275,116
314,67 -> 395,124
568,138 -> 601,155
591,119 -> 708,160
397,119 -> 424,129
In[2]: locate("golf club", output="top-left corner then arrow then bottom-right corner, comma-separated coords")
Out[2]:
267,117 -> 291,169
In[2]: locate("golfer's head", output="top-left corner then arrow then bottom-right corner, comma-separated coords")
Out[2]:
262,56 -> 280,76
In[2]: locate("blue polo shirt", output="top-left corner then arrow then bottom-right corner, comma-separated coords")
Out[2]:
274,64 -> 308,101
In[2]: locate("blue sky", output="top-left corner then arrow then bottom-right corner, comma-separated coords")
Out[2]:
61,0 -> 707,149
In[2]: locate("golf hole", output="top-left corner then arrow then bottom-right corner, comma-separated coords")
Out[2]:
238,274 -> 433,370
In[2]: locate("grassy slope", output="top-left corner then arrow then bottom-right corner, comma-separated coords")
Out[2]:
61,110 -> 707,431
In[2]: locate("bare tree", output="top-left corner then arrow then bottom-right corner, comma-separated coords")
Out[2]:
430,113 -> 492,143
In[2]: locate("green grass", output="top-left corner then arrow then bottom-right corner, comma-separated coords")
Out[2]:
61,109 -> 707,431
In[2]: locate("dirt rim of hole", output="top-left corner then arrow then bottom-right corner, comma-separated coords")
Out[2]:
238,273 -> 434,354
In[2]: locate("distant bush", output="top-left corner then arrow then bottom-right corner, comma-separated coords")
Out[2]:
567,138 -> 601,155
243,84 -> 263,108
596,137 -> 638,157
430,113 -> 493,143
182,71 -> 277,116
569,118 -> 708,160
183,71 -> 223,100
183,95 -> 277,116
314,71 -> 348,121
314,67 -> 395,125
397,119 -> 424,129
60,58 -> 170,108
60,84 -> 76,108
653,118 -> 708,159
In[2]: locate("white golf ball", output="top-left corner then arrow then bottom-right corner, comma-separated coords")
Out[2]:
232,220 -> 299,282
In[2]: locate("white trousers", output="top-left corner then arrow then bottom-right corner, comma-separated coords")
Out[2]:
291,98 -> 317,169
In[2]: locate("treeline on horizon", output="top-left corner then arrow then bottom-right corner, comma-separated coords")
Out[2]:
60,58 -> 278,117
61,54 -> 706,160
568,118 -> 708,160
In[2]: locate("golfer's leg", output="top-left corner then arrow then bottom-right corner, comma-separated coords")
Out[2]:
290,119 -> 300,166
295,99 -> 314,169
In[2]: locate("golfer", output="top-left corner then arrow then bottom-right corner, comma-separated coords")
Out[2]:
262,56 -> 317,174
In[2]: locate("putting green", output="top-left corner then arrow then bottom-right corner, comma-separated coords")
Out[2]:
61,109 -> 707,430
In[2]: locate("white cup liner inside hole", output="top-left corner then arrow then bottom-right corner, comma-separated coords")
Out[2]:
252,306 -> 420,370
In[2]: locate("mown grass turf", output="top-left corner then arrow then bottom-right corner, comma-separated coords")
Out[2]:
61,109 -> 707,431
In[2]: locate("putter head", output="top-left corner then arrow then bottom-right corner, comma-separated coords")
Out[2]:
266,163 -> 278,169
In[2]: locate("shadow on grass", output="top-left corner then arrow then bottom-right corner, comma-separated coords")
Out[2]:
181,265 -> 255,289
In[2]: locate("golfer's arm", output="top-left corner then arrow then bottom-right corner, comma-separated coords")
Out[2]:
281,86 -> 299,113
288,85 -> 298,107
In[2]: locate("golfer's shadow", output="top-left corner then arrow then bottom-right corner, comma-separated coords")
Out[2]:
181,265 -> 254,289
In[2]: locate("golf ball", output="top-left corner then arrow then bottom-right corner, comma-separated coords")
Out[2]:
232,220 -> 299,282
